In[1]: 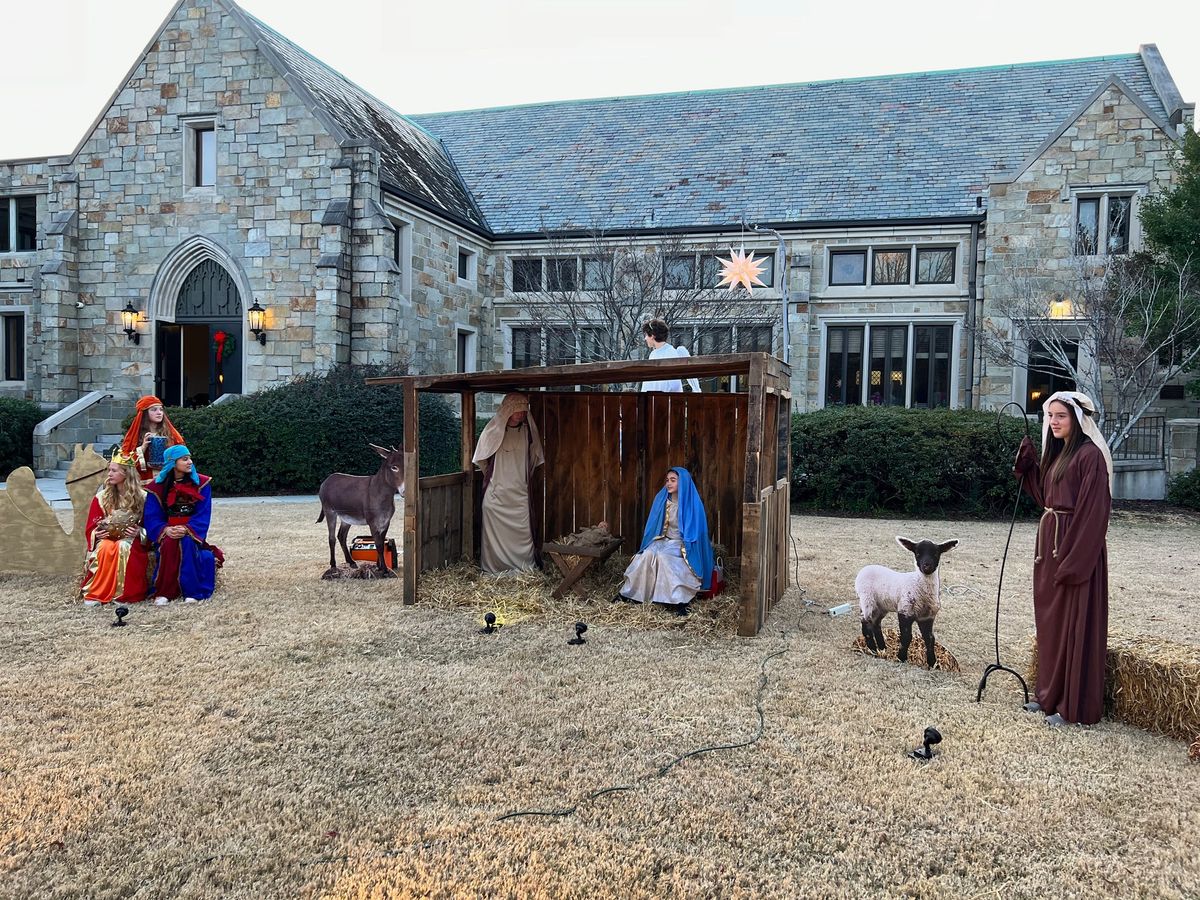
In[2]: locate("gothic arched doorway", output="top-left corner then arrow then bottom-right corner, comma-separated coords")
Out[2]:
155,259 -> 244,407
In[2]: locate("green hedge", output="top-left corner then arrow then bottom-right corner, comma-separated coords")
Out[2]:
142,366 -> 459,495
791,406 -> 1039,518
1167,467 -> 1200,510
0,398 -> 43,480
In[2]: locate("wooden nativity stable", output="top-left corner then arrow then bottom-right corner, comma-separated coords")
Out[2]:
369,352 -> 792,636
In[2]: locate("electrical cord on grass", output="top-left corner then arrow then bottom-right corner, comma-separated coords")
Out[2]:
495,644 -> 791,823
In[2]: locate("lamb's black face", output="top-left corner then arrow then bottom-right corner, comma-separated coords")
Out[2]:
897,537 -> 958,575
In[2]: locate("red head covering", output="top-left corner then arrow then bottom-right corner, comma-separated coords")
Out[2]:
121,395 -> 185,454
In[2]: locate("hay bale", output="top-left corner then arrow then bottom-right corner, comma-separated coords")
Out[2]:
851,629 -> 961,673
1028,632 -> 1200,740
1107,635 -> 1200,741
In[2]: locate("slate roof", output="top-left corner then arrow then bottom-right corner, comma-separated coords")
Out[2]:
230,6 -> 488,232
412,55 -> 1169,235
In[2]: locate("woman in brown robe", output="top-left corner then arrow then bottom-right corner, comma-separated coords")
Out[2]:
1014,391 -> 1113,726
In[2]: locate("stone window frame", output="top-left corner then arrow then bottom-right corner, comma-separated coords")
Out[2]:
501,321 -> 610,370
1,305 -> 29,384
181,114 -> 219,193
664,249 -> 776,291
510,257 -> 543,293
685,321 -> 775,392
828,248 -> 868,286
823,241 -> 963,295
388,216 -> 414,299
456,244 -> 478,285
816,314 -> 962,409
1008,321 -> 1091,413
1070,186 -> 1144,259
454,324 -> 478,374
0,195 -> 39,255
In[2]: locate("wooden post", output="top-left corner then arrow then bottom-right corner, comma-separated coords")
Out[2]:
739,355 -> 767,635
460,391 -> 476,564
402,379 -> 420,605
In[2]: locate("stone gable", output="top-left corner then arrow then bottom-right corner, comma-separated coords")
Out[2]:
980,81 -> 1182,409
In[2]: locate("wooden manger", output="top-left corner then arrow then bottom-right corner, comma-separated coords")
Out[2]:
543,537 -> 625,600
368,352 -> 793,636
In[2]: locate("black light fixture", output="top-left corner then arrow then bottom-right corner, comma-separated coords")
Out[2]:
909,726 -> 943,761
121,302 -> 140,345
568,621 -> 588,645
480,611 -> 498,635
112,606 -> 129,628
248,299 -> 267,345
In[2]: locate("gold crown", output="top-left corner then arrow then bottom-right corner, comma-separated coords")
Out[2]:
110,449 -> 137,467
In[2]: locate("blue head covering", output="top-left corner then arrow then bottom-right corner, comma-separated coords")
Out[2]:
156,444 -> 199,484
638,466 -> 714,590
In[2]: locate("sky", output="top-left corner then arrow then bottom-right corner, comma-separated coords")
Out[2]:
2,0 -> 1197,160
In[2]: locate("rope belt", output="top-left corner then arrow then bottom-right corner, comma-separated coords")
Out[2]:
1034,506 -> 1074,564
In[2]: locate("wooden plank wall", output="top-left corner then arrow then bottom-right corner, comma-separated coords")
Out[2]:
738,482 -> 790,635
527,392 -> 747,557
417,473 -> 465,572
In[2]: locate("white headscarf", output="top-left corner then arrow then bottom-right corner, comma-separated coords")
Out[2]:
472,392 -> 546,471
1040,391 -> 1114,487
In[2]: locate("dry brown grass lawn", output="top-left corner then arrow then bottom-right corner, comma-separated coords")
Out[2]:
2,501 -> 1198,899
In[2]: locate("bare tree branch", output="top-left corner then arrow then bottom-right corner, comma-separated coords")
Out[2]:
976,242 -> 1200,451
509,226 -> 780,388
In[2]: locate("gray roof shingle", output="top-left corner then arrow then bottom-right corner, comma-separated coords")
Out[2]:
412,55 -> 1169,234
233,8 -> 488,231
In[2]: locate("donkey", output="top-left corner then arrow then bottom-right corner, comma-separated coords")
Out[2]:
317,443 -> 406,577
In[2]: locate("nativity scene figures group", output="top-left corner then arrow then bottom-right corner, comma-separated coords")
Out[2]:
62,316 -> 1115,730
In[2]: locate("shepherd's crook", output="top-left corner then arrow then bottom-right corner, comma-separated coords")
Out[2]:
976,402 -> 1032,706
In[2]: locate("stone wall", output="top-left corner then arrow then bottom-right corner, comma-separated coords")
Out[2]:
0,160 -> 50,402
980,82 -> 1182,410
66,0 -> 344,401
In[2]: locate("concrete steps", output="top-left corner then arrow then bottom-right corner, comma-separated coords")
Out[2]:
52,434 -> 125,473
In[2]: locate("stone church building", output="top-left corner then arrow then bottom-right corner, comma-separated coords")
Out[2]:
0,0 -> 1194,481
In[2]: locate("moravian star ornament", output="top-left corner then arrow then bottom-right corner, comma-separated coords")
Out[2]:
716,248 -> 767,293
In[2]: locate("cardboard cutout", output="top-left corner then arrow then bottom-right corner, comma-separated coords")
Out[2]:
0,445 -> 108,574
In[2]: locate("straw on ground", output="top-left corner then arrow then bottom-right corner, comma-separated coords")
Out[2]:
0,503 -> 1197,898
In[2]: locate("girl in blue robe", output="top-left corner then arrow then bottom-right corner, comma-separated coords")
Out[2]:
144,445 -> 220,603
618,467 -> 713,616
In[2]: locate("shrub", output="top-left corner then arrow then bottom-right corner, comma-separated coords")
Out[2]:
791,406 -> 1039,518
0,397 -> 43,480
139,366 -> 459,496
1167,467 -> 1200,510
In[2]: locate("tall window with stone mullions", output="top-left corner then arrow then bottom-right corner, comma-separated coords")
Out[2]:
0,197 -> 38,252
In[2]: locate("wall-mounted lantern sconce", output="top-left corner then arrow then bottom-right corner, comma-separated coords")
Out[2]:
248,300 -> 267,345
121,302 -> 140,345
1048,296 -> 1074,320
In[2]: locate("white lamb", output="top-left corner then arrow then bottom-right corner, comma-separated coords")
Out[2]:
855,537 -> 958,669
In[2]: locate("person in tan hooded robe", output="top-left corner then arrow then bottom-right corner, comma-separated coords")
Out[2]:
473,393 -> 545,574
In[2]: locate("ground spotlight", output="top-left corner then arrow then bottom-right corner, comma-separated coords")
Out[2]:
568,621 -> 588,645
909,726 -> 942,761
112,606 -> 129,628
480,611 -> 498,635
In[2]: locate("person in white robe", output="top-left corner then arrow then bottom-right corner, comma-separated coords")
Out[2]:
640,318 -> 701,393
472,393 -> 545,574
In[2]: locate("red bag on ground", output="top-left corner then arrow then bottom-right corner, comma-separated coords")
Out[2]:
700,560 -> 726,599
